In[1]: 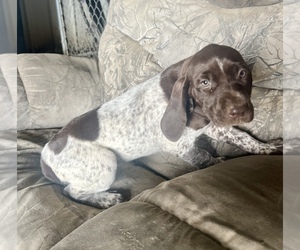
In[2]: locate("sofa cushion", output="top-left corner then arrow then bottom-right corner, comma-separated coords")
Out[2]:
17,54 -> 102,129
136,155 -> 283,249
52,202 -> 227,250
48,155 -> 283,250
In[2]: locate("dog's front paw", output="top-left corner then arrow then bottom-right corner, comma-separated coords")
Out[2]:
267,138 -> 283,155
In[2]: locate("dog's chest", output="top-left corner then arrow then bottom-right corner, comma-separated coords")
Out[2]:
97,75 -> 168,160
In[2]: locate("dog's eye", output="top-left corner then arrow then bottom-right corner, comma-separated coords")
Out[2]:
239,69 -> 247,78
200,79 -> 210,87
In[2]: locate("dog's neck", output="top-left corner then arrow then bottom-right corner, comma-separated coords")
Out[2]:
187,105 -> 210,130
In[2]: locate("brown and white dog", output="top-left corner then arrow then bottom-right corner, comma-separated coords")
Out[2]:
41,44 -> 282,208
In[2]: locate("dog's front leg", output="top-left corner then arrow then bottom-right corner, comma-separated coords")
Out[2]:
204,125 -> 283,155
174,134 -> 223,169
178,146 -> 223,169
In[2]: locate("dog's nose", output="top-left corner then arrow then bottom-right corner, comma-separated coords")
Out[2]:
228,106 -> 247,118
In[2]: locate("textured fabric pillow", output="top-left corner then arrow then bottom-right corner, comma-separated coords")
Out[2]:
102,0 -> 282,92
98,25 -> 162,102
17,54 -> 102,129
283,1 -> 300,90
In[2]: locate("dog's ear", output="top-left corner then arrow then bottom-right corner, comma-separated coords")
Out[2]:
161,60 -> 191,142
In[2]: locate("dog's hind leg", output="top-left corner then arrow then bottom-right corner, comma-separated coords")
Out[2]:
60,145 -> 123,208
42,138 -> 123,208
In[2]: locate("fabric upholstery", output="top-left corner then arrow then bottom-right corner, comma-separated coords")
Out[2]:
49,155 -> 283,250
134,156 -> 283,250
17,54 -> 101,130
99,0 -> 283,101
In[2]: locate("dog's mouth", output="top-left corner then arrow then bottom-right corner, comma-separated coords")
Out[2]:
209,104 -> 254,127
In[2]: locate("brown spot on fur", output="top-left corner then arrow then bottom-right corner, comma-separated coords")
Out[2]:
48,108 -> 100,154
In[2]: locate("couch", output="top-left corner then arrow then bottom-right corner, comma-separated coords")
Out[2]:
15,0 -> 298,249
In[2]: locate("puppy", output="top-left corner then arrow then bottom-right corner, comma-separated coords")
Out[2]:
41,44 -> 282,208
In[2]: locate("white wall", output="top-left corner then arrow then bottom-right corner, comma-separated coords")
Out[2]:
0,0 -> 17,53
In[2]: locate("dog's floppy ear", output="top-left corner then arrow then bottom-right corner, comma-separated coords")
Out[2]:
161,59 -> 191,142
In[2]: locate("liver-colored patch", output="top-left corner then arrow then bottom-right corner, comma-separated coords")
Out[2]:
48,108 -> 100,154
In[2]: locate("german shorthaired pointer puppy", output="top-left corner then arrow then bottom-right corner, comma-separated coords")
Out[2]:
41,44 -> 282,208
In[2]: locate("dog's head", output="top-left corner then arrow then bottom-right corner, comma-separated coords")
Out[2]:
160,44 -> 254,142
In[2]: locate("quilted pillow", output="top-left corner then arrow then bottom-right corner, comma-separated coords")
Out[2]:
17,54 -> 102,129
100,0 -> 282,98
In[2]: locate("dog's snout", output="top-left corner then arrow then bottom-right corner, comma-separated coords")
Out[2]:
228,106 -> 247,118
